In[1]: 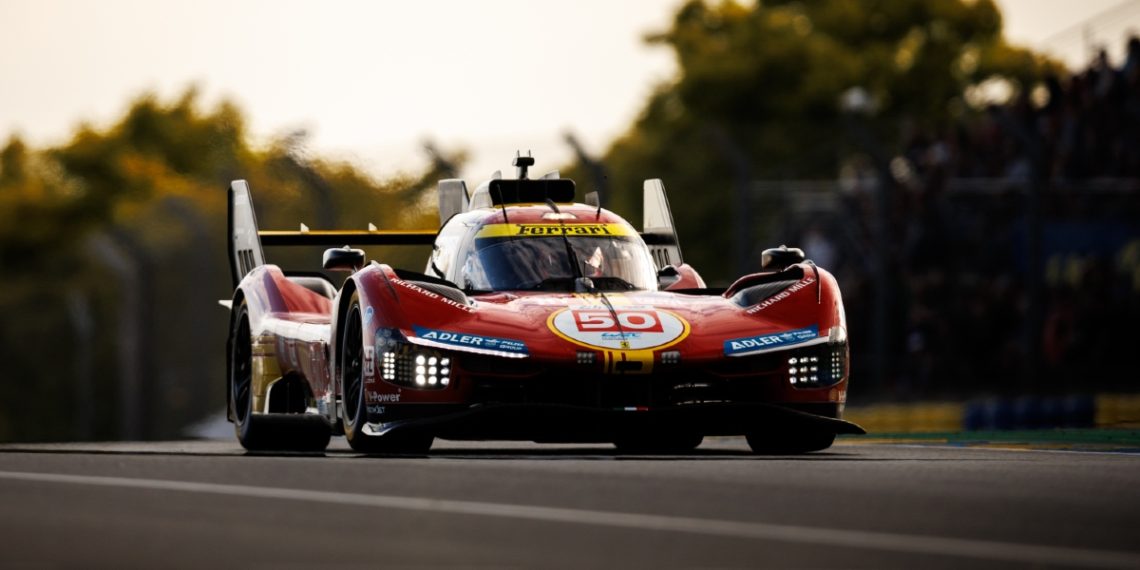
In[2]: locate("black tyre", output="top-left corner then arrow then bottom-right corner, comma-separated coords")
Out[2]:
230,301 -> 331,452
613,432 -> 703,454
745,431 -> 835,454
340,294 -> 434,454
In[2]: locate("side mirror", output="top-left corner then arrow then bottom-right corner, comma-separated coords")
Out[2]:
760,245 -> 805,270
323,246 -> 365,272
657,264 -> 681,289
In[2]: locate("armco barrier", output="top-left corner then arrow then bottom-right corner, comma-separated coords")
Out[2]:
844,393 -> 1140,434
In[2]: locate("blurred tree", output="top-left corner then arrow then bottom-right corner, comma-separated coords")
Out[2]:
0,89 -> 446,441
564,0 -> 1059,282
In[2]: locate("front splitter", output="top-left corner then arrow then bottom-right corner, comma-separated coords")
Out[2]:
363,402 -> 865,443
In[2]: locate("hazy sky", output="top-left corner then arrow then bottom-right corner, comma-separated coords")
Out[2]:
1,0 -> 1136,182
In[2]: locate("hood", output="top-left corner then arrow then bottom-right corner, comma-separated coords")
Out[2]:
395,282 -> 832,363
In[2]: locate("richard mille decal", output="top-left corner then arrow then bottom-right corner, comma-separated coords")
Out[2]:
548,307 -> 689,350
745,276 -> 816,314
394,279 -> 474,312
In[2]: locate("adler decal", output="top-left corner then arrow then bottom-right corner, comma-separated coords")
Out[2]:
548,307 -> 689,350
724,325 -> 819,355
412,326 -> 528,355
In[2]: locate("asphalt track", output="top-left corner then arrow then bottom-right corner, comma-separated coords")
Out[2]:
1,438 -> 1138,569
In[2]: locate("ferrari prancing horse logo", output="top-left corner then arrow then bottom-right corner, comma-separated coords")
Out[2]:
548,307 -> 690,351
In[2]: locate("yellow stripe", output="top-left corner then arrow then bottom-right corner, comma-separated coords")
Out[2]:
843,403 -> 965,434
610,349 -> 655,374
476,223 -> 635,238
1096,393 -> 1140,428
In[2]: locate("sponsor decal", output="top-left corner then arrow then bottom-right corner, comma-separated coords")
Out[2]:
363,346 -> 375,380
476,223 -> 635,239
364,306 -> 374,324
548,307 -> 689,351
724,325 -> 819,355
413,326 -> 528,355
394,279 -> 474,312
516,224 -> 613,236
367,405 -> 387,415
366,391 -> 401,404
745,276 -> 816,314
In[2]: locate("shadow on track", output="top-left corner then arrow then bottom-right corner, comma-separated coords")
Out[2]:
331,447 -> 900,461
0,441 -> 989,461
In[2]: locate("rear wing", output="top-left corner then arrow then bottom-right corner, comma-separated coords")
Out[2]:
642,179 -> 684,269
227,180 -> 436,287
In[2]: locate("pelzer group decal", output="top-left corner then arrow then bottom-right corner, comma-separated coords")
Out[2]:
548,307 -> 689,350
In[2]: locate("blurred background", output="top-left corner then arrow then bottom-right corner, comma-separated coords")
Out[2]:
1,0 -> 1138,441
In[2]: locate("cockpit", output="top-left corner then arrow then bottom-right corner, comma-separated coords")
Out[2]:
460,232 -> 658,292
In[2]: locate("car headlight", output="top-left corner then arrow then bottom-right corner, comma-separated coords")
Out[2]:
375,332 -> 452,390
786,338 -> 846,389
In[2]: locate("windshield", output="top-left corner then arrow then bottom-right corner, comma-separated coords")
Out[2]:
461,235 -> 658,292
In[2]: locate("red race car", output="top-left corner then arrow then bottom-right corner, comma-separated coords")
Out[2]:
223,155 -> 863,454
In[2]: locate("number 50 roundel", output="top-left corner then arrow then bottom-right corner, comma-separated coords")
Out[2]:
547,307 -> 690,350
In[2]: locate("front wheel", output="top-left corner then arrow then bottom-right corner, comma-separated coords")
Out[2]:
340,293 -> 434,455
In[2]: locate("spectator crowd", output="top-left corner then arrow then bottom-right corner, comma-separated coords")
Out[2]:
803,36 -> 1140,399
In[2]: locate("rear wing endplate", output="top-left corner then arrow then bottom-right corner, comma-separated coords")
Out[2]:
438,179 -> 469,225
228,180 -> 266,287
642,179 -> 684,268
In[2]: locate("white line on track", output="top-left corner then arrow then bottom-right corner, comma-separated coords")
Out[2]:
1,469 -> 1137,568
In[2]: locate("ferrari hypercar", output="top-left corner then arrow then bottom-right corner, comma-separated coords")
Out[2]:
223,155 -> 864,454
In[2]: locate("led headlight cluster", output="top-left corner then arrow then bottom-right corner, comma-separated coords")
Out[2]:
381,351 -> 397,380
576,351 -> 596,365
786,342 -> 846,389
787,355 -> 820,385
411,354 -> 451,387
376,343 -> 452,390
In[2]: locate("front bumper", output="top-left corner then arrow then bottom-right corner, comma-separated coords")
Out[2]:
364,401 -> 865,443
